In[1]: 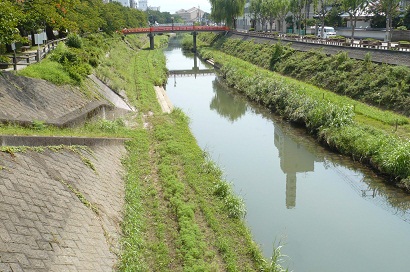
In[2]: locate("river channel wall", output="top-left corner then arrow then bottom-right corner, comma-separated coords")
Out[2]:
0,71 -> 114,128
228,32 -> 410,67
0,140 -> 126,271
0,71 -> 131,270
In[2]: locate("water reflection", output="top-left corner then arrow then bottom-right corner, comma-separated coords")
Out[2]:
164,43 -> 410,271
210,79 -> 247,122
168,53 -> 214,78
274,126 -> 317,208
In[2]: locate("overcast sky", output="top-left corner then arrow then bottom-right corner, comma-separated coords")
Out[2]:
148,0 -> 211,14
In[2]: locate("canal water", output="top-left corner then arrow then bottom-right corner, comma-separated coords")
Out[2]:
163,38 -> 410,272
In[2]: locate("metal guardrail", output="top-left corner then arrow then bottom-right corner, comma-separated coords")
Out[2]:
235,30 -> 410,52
0,38 -> 66,71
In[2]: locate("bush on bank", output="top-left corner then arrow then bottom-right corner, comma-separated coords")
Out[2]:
201,33 -> 410,116
200,48 -> 410,189
19,33 -> 110,85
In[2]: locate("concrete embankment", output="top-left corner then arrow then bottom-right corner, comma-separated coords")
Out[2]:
0,72 -> 135,128
155,86 -> 173,113
0,71 -> 133,271
0,139 -> 126,271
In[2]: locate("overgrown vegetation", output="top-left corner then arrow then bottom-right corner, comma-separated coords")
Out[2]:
0,31 -> 286,270
200,33 -> 410,116
82,34 -> 271,270
19,33 -> 110,85
199,47 -> 410,188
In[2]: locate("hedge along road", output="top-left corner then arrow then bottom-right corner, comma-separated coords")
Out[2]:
164,38 -> 410,272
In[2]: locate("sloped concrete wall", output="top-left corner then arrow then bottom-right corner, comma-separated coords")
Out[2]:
0,143 -> 126,271
0,72 -> 110,127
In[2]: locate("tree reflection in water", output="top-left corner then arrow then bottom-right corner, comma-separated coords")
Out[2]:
209,78 -> 247,122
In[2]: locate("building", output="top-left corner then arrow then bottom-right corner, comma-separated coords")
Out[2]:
138,0 -> 147,11
175,7 -> 205,24
148,6 -> 160,11
112,0 -> 130,7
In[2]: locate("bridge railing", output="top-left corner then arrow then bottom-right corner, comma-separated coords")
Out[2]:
122,26 -> 229,35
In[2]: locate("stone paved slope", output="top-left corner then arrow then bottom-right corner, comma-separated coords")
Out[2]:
0,142 -> 126,271
0,72 -> 109,126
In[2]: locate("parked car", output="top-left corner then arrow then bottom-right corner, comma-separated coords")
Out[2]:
317,26 -> 336,38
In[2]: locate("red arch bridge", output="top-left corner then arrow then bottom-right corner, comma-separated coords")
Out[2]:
122,26 -> 230,50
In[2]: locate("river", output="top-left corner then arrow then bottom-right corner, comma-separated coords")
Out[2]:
163,37 -> 410,272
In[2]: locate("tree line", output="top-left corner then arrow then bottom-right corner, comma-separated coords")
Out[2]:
0,0 -> 147,51
209,0 -> 410,41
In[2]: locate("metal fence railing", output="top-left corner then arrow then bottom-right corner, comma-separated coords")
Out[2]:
0,38 -> 66,71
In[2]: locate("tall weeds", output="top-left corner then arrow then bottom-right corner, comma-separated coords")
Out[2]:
203,34 -> 410,116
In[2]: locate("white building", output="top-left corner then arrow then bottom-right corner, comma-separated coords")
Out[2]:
149,6 -> 160,11
112,0 -> 130,7
138,0 -> 148,11
175,7 -> 205,23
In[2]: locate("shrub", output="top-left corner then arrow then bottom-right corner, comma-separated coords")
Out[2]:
0,55 -> 10,64
49,43 -> 78,64
66,33 -> 83,48
209,36 -> 410,115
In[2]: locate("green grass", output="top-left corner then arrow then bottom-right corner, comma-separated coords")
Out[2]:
101,35 -> 270,271
200,47 -> 410,130
18,59 -> 76,85
200,34 -> 410,118
0,118 -> 134,139
1,32 -> 281,271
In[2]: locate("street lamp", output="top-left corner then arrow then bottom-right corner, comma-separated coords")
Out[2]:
171,17 -> 174,31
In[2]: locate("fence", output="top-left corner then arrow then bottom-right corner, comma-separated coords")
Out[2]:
237,30 -> 410,52
0,38 -> 66,71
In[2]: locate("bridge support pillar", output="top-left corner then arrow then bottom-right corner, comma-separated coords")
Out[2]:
148,33 -> 155,50
192,31 -> 197,52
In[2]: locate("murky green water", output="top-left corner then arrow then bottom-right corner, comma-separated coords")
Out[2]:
164,39 -> 410,272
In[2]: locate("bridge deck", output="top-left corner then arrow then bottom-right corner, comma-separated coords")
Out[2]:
122,26 -> 229,35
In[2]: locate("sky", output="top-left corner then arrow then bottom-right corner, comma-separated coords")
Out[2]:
148,0 -> 211,14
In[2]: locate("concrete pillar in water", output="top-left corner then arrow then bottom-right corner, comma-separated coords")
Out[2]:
192,31 -> 197,52
148,33 -> 155,50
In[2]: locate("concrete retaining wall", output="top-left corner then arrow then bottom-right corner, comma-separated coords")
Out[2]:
0,141 -> 126,271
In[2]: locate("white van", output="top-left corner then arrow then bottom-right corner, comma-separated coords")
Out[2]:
317,26 -> 336,38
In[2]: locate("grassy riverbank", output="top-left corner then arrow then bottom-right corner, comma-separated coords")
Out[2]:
0,32 -> 286,270
106,34 -> 272,272
197,41 -> 410,190
201,33 -> 410,117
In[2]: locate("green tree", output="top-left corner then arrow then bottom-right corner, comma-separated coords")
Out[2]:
290,0 -> 305,34
0,1 -> 23,49
102,2 -> 146,32
273,0 -> 290,33
313,0 -> 338,38
17,0 -> 77,39
210,0 -> 246,28
379,0 -> 401,41
340,0 -> 368,40
324,4 -> 343,27
250,0 -> 267,30
265,0 -> 277,31
67,0 -> 105,34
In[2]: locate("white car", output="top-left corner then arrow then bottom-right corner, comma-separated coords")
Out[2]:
317,26 -> 336,38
